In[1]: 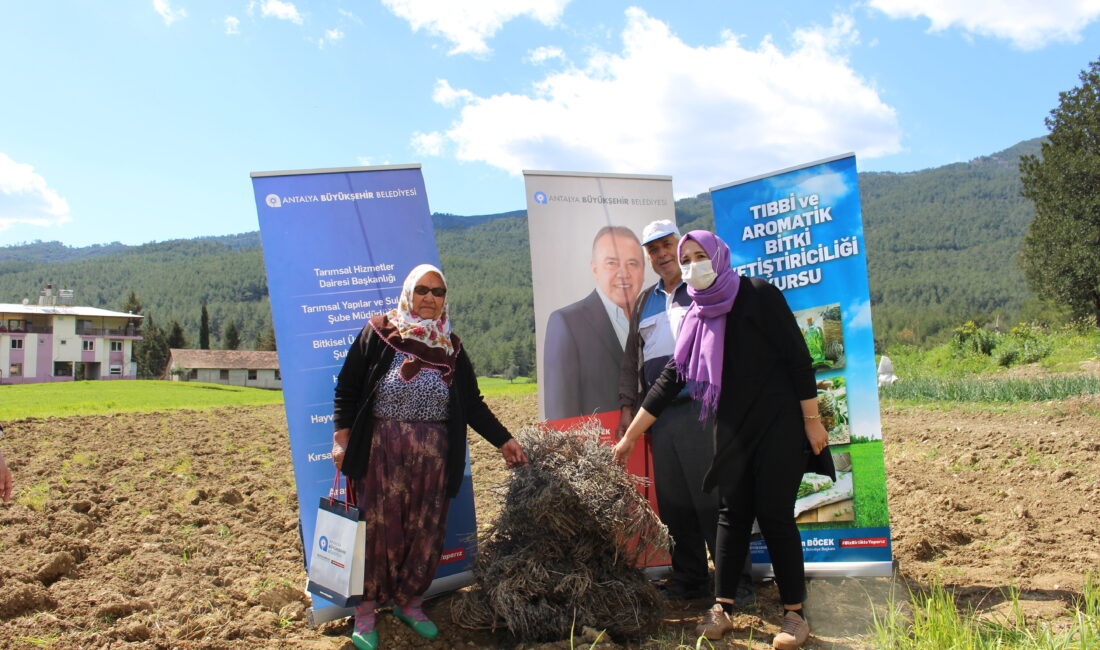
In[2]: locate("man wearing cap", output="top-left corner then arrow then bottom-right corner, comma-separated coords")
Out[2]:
617,220 -> 753,603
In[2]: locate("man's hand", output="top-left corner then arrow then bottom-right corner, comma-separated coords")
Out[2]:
616,406 -> 633,439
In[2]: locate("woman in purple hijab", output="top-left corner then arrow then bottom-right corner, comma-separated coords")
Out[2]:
614,230 -> 833,650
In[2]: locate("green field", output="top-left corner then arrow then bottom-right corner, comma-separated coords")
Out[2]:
0,380 -> 283,420
476,376 -> 538,398
0,377 -> 537,420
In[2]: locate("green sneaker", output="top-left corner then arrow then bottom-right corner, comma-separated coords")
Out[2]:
351,630 -> 378,650
352,600 -> 378,649
393,602 -> 439,639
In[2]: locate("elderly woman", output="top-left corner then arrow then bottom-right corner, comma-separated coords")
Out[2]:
332,263 -> 527,650
613,231 -> 833,650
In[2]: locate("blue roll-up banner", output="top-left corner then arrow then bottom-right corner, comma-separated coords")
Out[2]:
251,165 -> 480,622
710,154 -> 894,578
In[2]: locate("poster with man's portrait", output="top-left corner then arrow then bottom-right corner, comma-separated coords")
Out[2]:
523,171 -> 674,422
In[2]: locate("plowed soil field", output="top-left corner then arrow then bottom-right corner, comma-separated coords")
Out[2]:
1,392 -> 1097,649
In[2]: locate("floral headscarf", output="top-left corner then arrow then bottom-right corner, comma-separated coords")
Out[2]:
369,263 -> 460,383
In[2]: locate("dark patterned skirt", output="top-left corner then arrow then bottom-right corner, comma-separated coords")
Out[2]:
351,417 -> 449,606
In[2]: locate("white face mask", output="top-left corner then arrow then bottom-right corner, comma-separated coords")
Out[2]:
680,259 -> 717,290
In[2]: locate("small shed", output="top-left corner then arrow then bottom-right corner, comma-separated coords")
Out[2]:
166,349 -> 281,390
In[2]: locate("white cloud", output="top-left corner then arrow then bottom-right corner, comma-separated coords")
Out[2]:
418,9 -> 901,197
224,16 -> 241,35
527,45 -> 565,64
381,0 -> 570,55
338,9 -> 363,25
250,0 -> 303,25
0,153 -> 72,232
868,0 -> 1100,50
431,79 -> 476,107
318,28 -> 344,48
356,157 -> 394,167
152,0 -> 187,26
412,131 -> 446,157
847,299 -> 874,331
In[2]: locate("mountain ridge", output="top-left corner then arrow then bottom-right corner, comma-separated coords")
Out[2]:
0,137 -> 1045,370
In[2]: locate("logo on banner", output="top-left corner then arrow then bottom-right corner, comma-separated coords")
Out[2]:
533,191 -> 548,204
318,535 -> 329,552
266,194 -> 282,208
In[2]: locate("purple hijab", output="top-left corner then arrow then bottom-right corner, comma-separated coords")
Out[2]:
673,230 -> 741,417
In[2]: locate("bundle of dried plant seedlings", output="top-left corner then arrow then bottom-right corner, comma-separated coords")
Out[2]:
452,421 -> 670,642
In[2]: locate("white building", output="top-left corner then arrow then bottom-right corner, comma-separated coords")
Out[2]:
0,285 -> 143,384
166,349 -> 281,390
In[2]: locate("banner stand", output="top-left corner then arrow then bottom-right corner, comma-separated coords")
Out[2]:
711,153 -> 894,576
252,164 -> 481,618
752,561 -> 894,581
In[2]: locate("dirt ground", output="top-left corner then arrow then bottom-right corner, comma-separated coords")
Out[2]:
0,391 -> 1098,649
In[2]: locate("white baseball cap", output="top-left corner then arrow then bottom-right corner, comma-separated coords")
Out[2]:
641,219 -> 680,245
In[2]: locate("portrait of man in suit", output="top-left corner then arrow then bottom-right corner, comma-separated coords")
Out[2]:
543,225 -> 645,421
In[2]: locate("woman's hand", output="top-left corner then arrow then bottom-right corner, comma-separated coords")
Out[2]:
613,407 -> 657,466
612,435 -> 637,466
0,451 -> 12,503
332,428 -> 350,470
500,439 -> 528,468
804,418 -> 828,455
799,398 -> 828,455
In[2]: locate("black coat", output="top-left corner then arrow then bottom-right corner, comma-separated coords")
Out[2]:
641,277 -> 835,496
333,324 -> 513,498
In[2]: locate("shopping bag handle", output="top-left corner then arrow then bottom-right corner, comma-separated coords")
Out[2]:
327,471 -> 356,512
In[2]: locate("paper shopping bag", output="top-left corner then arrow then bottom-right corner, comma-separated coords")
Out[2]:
306,498 -> 366,607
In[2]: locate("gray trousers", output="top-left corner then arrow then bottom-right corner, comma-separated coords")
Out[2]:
649,398 -> 720,589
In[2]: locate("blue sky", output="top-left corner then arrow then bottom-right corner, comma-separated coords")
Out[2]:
1,1 -> 1098,248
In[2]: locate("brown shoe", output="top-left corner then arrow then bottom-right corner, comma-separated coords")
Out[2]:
695,603 -> 733,640
772,609 -> 810,649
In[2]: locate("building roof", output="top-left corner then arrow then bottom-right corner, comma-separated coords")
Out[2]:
0,303 -> 144,319
168,349 -> 280,370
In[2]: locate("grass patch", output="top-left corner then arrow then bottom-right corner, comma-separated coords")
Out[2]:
0,380 -> 283,420
477,376 -> 538,398
872,576 -> 1100,649
18,481 -> 51,511
884,321 -> 1100,380
14,636 -> 60,647
882,375 -> 1100,402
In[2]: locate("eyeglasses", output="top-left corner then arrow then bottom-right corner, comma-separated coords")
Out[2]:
413,285 -> 447,297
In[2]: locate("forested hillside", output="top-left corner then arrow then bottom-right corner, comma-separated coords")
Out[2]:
0,237 -> 271,350
433,211 -> 534,376
861,138 -> 1042,343
0,138 -> 1045,374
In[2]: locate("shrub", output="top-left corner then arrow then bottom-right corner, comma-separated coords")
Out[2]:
952,321 -> 1002,357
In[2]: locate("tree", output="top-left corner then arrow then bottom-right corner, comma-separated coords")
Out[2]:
1020,58 -> 1100,328
120,290 -> 142,315
223,321 -> 241,350
199,302 -> 210,349
135,316 -> 169,378
255,321 -> 277,351
166,320 -> 188,349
